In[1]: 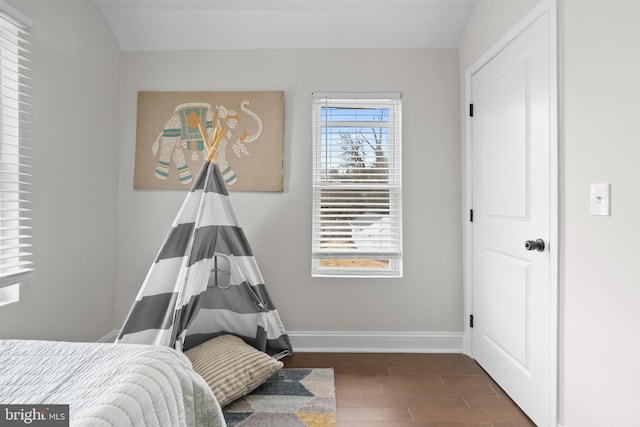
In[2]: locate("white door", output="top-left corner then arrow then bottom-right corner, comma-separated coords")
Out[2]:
471,10 -> 555,427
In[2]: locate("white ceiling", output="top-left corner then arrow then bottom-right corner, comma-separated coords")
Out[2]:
92,0 -> 476,51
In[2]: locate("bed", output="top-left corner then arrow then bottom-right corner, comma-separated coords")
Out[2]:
0,339 -> 226,427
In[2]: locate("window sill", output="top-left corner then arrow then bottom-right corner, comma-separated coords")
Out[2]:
0,284 -> 20,306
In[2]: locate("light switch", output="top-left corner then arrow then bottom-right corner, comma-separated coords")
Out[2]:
590,183 -> 610,216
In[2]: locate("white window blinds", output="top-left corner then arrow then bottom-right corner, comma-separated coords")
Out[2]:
0,2 -> 32,290
312,93 -> 402,277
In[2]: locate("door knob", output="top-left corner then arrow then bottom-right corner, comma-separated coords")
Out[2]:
524,239 -> 545,252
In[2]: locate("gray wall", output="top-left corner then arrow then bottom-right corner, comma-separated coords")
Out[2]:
560,1 -> 640,425
0,0 -> 120,341
115,49 -> 463,337
460,0 -> 640,425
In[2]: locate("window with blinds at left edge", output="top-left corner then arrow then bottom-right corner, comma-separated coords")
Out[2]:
0,3 -> 33,306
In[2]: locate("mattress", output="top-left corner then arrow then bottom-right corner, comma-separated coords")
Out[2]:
0,339 -> 226,427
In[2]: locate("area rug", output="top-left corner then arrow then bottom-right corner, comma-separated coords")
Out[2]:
223,368 -> 337,427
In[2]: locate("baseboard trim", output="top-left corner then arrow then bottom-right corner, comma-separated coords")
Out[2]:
288,331 -> 464,353
97,329 -> 464,353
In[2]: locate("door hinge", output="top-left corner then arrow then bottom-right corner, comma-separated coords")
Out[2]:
470,314 -> 474,328
470,209 -> 474,222
469,103 -> 474,117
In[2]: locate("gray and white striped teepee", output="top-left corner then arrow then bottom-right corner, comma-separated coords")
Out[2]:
116,159 -> 292,359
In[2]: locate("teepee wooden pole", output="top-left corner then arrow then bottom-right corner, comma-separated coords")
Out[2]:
197,123 -> 211,151
198,122 -> 225,163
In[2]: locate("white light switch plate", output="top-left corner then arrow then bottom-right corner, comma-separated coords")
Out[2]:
590,183 -> 610,216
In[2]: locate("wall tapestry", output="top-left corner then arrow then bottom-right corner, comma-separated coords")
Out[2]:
134,91 -> 284,191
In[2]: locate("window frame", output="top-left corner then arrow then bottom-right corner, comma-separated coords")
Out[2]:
0,2 -> 33,304
311,93 -> 402,278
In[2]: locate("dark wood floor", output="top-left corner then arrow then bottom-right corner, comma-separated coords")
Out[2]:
283,352 -> 534,426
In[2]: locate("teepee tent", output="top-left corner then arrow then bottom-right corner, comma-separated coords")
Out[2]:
117,126 -> 292,359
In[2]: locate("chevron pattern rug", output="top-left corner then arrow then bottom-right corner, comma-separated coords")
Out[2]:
223,368 -> 337,427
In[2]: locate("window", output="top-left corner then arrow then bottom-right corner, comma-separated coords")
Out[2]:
0,3 -> 33,305
208,254 -> 231,290
312,93 -> 402,277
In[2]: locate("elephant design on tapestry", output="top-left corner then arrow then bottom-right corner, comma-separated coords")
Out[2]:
151,101 -> 263,186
